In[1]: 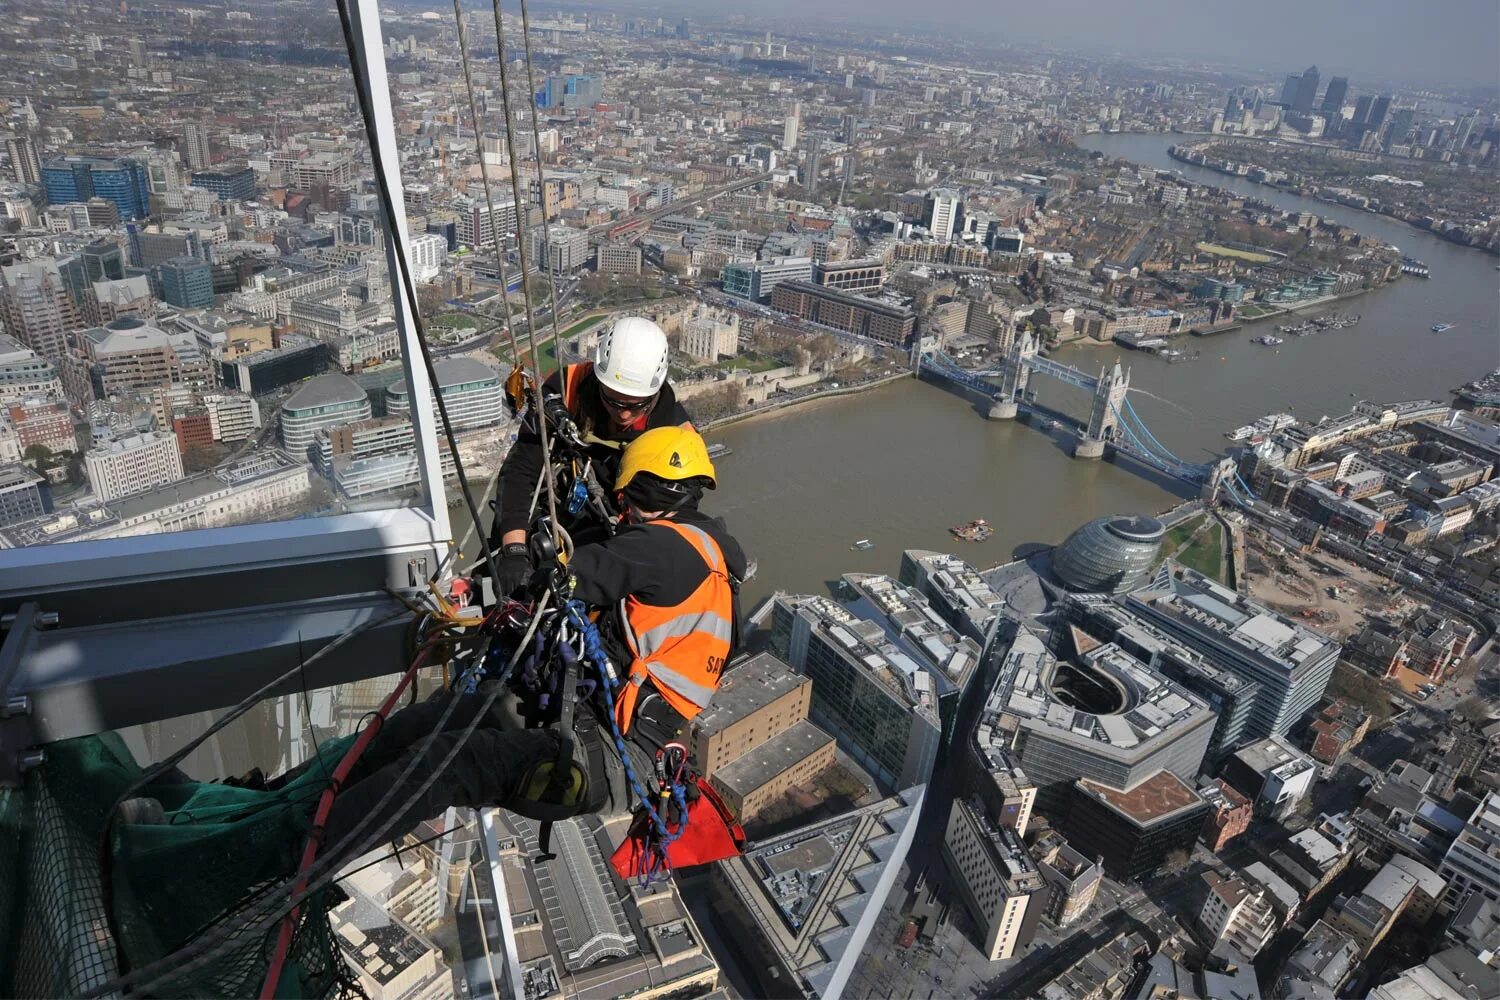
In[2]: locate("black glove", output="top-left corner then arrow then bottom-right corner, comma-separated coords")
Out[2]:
494,543 -> 532,598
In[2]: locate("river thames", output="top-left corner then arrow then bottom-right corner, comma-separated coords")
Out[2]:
708,131 -> 1497,607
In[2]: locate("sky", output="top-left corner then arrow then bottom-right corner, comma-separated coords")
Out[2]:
642,0 -> 1500,90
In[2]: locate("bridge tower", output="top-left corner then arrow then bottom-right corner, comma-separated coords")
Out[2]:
989,330 -> 1038,420
1075,359 -> 1128,459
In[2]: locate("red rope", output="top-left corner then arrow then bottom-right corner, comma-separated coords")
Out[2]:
259,643 -> 437,998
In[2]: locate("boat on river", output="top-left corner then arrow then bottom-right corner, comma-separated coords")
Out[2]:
851,539 -> 875,551
1252,335 -> 1284,346
1431,322 -> 1455,333
950,519 -> 993,542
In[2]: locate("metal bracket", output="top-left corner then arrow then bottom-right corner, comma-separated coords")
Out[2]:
0,604 -> 46,787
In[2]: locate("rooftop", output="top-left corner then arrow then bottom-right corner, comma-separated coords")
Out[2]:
714,719 -> 835,800
1233,735 -> 1316,780
692,652 -> 806,738
1076,769 -> 1204,827
284,373 -> 366,411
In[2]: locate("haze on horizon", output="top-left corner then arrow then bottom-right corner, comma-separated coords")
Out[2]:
586,0 -> 1499,91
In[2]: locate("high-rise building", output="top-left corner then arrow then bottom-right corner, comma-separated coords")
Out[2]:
940,797 -> 1046,960
1320,77 -> 1349,116
407,233 -> 447,282
1293,66 -> 1320,112
154,257 -> 215,309
454,197 -> 518,250
84,431 -> 185,502
189,165 -> 254,202
180,123 -> 212,171
769,593 -> 942,791
535,74 -> 602,110
4,133 -> 42,186
1352,94 -> 1376,124
1065,771 -> 1210,882
782,101 -> 800,151
0,259 -> 81,360
1128,567 -> 1338,739
280,373 -> 372,454
82,317 -> 215,396
1368,94 -> 1393,129
1279,75 -> 1301,107
925,188 -> 961,242
384,358 -> 504,432
0,463 -> 51,527
41,156 -> 150,220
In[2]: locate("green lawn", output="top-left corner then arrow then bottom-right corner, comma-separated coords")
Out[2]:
1160,514 -> 1225,581
561,314 -> 608,338
427,313 -> 480,331
715,353 -> 782,373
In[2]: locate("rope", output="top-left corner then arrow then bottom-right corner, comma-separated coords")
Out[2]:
486,0 -> 563,552
563,600 -> 686,886
450,0 -> 521,364
514,0 -> 567,380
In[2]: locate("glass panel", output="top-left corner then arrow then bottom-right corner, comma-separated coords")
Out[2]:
0,1 -> 500,550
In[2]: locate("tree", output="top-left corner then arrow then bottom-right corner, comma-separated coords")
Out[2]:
1456,697 -> 1492,725
1160,848 -> 1192,875
23,444 -> 51,466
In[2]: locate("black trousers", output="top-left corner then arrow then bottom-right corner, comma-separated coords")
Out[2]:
321,694 -> 559,856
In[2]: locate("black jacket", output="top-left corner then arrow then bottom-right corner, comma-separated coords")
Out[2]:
569,510 -> 748,666
490,365 -> 692,543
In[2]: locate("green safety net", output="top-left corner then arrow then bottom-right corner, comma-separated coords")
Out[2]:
0,731 -> 363,999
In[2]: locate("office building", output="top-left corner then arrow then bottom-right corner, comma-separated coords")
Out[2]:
1052,515 -> 1165,594
898,549 -> 1006,642
992,228 -> 1026,254
941,797 -> 1046,960
280,373 -> 372,454
42,156 -> 150,220
221,338 -> 329,395
316,416 -> 456,499
690,651 -> 818,774
1320,77 -> 1349,116
1034,834 -> 1103,928
1065,771 -> 1209,882
407,233 -> 446,283
1199,778 -> 1253,852
925,189 -> 961,243
983,627 -> 1214,808
84,431 -> 184,502
0,336 -> 63,404
535,74 -> 602,110
1221,735 -> 1317,820
384,357 -> 504,432
154,257 -> 214,309
200,393 -> 261,443
769,593 -> 942,791
529,225 -> 591,275
189,165 -> 254,202
5,134 -> 42,186
6,397 -> 76,454
1128,566 -> 1339,740
1,259 -> 81,360
1061,592 -> 1261,768
454,197 -> 518,250
678,308 -> 739,364
1370,949 -> 1498,1000
712,788 -> 924,999
1197,871 -> 1278,961
1328,860 -> 1426,958
180,124 -> 212,171
0,464 -> 50,527
82,317 -> 215,396
1438,792 -> 1500,915
595,241 -> 641,276
721,256 -> 813,302
782,101 -> 800,151
1293,66 -> 1320,111
770,280 -> 917,346
813,258 -> 884,295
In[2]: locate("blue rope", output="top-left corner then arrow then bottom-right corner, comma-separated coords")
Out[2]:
563,600 -> 687,886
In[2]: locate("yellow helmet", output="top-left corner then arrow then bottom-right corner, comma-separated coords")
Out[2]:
615,426 -> 717,493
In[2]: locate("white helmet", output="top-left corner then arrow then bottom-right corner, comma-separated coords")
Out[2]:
595,316 -> 669,399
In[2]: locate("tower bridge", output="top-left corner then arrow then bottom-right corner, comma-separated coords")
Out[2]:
914,332 -> 1227,490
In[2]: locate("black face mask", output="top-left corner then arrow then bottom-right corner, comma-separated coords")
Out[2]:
622,475 -> 704,514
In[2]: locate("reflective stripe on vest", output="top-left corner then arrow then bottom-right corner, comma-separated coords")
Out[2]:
614,520 -> 733,734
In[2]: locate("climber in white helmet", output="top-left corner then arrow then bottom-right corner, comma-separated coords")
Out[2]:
487,316 -> 694,594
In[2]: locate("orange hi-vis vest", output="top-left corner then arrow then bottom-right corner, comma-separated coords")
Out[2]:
613,520 -> 734,734
561,362 -> 693,436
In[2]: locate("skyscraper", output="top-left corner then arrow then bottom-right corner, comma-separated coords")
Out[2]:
926,189 -> 960,243
1368,94 -> 1393,129
1352,94 -> 1376,124
1279,75 -> 1301,107
1320,77 -> 1349,116
4,134 -> 42,186
180,124 -> 211,171
0,259 -> 81,361
782,101 -> 800,151
1293,66 -> 1320,112
41,156 -> 150,221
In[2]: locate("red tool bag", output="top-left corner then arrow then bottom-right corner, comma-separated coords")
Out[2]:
611,777 -> 745,881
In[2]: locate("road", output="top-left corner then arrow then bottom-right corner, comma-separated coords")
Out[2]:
585,172 -> 773,238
